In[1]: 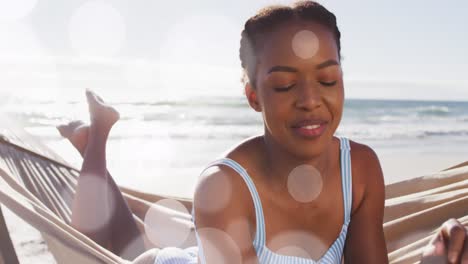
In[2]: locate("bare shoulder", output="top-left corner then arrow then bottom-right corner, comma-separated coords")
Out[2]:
220,135 -> 263,162
349,140 -> 382,177
348,140 -> 385,213
194,165 -> 252,219
193,140 -> 260,262
193,137 -> 259,228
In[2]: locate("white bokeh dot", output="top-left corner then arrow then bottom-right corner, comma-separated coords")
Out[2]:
277,246 -> 312,259
68,1 -> 126,57
0,0 -> 38,21
287,164 -> 323,203
269,230 -> 327,260
226,217 -> 253,252
72,174 -> 116,233
196,227 -> 242,263
144,198 -> 192,248
196,166 -> 233,214
292,30 -> 320,59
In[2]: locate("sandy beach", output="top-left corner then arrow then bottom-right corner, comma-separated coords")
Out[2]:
3,208 -> 56,264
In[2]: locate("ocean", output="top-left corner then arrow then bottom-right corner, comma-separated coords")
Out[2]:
2,96 -> 468,197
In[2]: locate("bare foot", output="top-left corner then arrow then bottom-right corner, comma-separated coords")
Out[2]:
85,89 -> 120,131
57,121 -> 89,156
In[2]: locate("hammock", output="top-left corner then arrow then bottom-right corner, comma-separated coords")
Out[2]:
0,124 -> 466,264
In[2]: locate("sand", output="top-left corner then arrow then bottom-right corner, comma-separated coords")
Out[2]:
380,153 -> 467,184
2,208 -> 56,264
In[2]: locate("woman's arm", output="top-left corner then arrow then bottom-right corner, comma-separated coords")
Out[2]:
343,144 -> 389,263
344,143 -> 468,263
193,166 -> 260,264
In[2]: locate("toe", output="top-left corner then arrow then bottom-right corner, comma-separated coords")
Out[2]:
85,89 -> 94,103
96,95 -> 104,103
69,120 -> 84,127
86,89 -> 99,102
56,125 -> 69,137
85,89 -> 105,105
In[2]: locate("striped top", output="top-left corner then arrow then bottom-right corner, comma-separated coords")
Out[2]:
155,137 -> 353,264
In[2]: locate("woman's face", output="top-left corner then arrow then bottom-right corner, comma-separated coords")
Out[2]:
246,20 -> 344,159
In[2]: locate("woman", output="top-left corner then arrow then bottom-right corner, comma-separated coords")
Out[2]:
59,1 -> 468,263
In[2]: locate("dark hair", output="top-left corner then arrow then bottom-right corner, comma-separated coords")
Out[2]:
239,1 -> 341,87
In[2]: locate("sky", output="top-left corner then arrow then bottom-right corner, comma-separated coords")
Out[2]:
0,0 -> 467,102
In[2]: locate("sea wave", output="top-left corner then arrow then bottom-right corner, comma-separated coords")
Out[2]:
6,112 -> 65,127
112,97 -> 247,108
340,128 -> 468,140
421,130 -> 468,137
415,106 -> 451,116
6,98 -> 468,143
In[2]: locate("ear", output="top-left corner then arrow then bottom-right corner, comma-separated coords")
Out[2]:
244,83 -> 261,112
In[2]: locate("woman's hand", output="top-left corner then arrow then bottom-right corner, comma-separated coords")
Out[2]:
421,218 -> 468,264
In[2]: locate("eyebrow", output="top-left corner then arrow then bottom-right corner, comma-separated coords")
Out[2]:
316,59 -> 339,70
267,65 -> 298,74
267,59 -> 340,74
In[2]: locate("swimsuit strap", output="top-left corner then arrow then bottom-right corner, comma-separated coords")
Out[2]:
198,158 -> 267,247
339,136 -> 353,223
194,136 -> 353,251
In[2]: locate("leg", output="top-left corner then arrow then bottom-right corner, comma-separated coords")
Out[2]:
57,124 -> 194,218
65,90 -> 145,260
59,92 -> 197,255
59,121 -> 198,250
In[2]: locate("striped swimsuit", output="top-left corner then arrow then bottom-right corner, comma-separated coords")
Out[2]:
155,137 -> 353,264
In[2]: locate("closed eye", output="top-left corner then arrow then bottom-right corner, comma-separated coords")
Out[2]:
274,84 -> 295,92
320,81 -> 337,87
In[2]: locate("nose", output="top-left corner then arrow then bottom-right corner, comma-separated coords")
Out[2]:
295,81 -> 322,111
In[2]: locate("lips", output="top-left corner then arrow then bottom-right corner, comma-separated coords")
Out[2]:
291,119 -> 328,138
